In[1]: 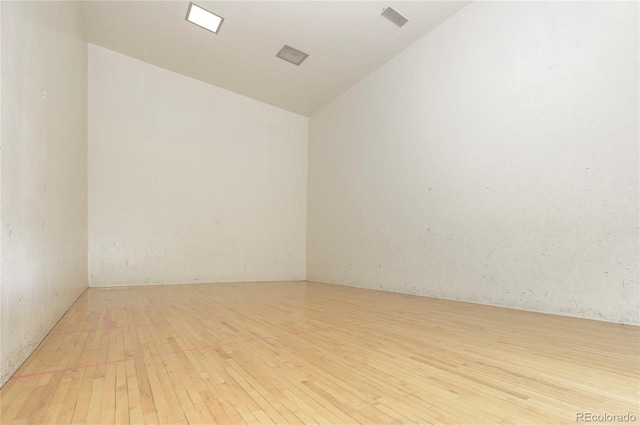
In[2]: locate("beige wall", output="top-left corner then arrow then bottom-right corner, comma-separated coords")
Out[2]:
88,45 -> 308,286
307,1 -> 639,324
1,1 -> 88,386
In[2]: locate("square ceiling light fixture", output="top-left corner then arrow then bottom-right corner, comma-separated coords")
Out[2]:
186,3 -> 224,34
276,45 -> 309,66
381,7 -> 408,28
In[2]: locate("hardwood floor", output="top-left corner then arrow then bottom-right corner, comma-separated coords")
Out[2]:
1,281 -> 638,424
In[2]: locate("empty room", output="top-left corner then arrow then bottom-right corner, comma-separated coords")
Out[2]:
1,0 -> 638,424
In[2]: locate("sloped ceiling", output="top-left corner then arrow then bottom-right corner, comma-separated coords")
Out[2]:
83,1 -> 470,116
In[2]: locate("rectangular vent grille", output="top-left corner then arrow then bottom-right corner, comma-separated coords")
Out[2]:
276,45 -> 309,66
381,7 -> 408,28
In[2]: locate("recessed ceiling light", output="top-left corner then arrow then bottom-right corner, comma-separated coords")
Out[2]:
276,45 -> 309,66
381,7 -> 408,28
186,3 -> 224,34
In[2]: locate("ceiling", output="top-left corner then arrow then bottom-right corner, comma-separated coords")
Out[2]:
83,1 -> 470,116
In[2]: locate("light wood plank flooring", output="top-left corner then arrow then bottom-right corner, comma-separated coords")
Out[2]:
1,281 -> 638,424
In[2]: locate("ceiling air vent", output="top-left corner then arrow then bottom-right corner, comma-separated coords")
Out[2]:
381,7 -> 408,28
276,45 -> 309,66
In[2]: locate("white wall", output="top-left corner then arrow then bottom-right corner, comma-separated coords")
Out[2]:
1,1 -> 88,386
0,0 -> 3,388
307,1 -> 639,324
89,44 -> 307,287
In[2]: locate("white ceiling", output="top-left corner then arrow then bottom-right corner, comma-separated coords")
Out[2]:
83,1 -> 470,116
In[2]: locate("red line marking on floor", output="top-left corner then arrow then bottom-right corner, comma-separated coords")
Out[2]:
103,309 -> 112,331
13,308 -> 460,379
13,356 -> 143,379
